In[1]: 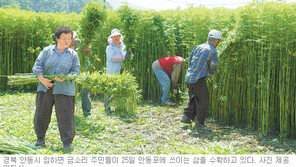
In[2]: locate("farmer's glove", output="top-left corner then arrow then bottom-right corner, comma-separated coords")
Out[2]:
125,50 -> 133,59
173,89 -> 178,94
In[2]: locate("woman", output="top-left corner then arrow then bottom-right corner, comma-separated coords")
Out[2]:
106,29 -> 132,74
32,26 -> 80,150
105,29 -> 131,110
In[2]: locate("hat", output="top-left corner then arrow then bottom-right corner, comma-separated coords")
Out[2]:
109,29 -> 122,38
208,29 -> 222,40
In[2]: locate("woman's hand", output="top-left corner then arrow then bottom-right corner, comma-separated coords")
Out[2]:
55,73 -> 65,82
125,50 -> 133,59
37,75 -> 54,89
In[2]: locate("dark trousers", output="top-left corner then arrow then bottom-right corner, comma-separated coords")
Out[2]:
183,77 -> 209,125
82,88 -> 91,114
34,88 -> 75,144
104,95 -> 111,111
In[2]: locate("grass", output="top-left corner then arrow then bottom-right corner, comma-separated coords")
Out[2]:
0,91 -> 295,155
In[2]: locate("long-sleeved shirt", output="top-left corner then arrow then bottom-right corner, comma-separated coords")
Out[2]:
185,41 -> 218,84
32,45 -> 80,96
106,42 -> 127,74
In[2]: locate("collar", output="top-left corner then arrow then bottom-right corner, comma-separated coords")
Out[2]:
111,42 -> 122,48
206,41 -> 214,47
53,44 -> 70,54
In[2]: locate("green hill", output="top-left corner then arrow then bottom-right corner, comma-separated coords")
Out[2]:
0,0 -> 112,13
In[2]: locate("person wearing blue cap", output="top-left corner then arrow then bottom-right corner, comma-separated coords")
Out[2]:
180,29 -> 222,131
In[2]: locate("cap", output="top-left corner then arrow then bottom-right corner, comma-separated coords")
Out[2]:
208,29 -> 222,40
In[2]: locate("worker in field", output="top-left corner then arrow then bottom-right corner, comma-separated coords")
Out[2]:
32,26 -> 80,150
180,29 -> 222,131
70,31 -> 92,117
105,29 -> 132,111
152,56 -> 186,106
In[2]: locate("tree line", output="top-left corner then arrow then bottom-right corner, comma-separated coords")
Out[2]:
0,0 -> 112,13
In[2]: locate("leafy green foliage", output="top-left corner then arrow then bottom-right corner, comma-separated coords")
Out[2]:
116,5 -> 140,72
207,2 -> 296,138
117,5 -> 139,51
77,71 -> 142,112
8,72 -> 142,112
79,1 -> 107,45
78,1 -> 107,73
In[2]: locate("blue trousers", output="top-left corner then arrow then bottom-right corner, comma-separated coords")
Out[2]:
152,67 -> 171,103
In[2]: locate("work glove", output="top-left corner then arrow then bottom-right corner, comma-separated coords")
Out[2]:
125,50 -> 133,59
173,88 -> 178,94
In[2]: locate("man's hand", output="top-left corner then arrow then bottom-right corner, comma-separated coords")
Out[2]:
37,75 -> 54,89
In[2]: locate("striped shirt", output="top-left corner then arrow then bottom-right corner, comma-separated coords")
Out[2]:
185,41 -> 218,84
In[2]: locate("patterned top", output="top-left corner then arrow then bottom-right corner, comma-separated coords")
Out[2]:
185,41 -> 218,84
32,45 -> 80,96
106,42 -> 127,74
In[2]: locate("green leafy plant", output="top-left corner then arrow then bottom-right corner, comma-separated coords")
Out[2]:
78,1 -> 108,73
8,72 -> 142,112
77,71 -> 142,112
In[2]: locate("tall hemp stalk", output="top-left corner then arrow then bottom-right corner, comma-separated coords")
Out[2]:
117,5 -> 139,72
79,1 -> 107,73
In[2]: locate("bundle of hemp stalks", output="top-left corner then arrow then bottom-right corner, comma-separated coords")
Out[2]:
0,136 -> 35,154
7,72 -> 141,111
7,73 -> 76,86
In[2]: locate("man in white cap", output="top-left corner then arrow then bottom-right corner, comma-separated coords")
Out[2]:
180,29 -> 222,131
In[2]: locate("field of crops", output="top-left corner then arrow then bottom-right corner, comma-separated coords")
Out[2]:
0,1 -> 295,137
1,92 -> 296,154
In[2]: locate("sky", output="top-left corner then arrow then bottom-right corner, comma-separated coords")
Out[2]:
107,0 -> 296,10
